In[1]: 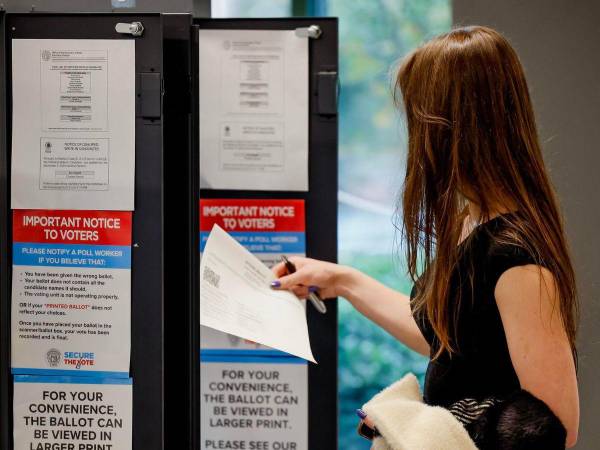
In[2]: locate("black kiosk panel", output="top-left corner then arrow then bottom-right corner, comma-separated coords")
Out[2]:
0,13 -> 169,450
194,18 -> 339,450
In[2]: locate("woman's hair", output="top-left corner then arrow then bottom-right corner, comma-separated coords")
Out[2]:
395,26 -> 577,358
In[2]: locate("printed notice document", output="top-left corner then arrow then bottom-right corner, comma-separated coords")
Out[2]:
198,203 -> 310,450
200,224 -> 315,362
199,29 -> 309,191
11,210 -> 132,377
14,376 -> 132,450
11,39 -> 135,210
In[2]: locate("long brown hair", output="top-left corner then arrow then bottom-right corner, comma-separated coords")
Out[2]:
395,26 -> 577,358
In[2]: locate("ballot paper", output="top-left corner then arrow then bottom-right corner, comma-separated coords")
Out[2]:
199,29 -> 309,191
200,224 -> 315,363
11,39 -> 135,210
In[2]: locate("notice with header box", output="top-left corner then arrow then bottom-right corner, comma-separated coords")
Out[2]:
11,39 -> 135,210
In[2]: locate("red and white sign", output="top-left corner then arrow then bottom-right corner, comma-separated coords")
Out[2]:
200,198 -> 305,233
13,210 -> 132,246
11,210 -> 132,377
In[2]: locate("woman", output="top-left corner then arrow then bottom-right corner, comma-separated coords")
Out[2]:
271,26 -> 579,447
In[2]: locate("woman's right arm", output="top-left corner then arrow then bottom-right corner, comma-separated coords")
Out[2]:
271,257 -> 430,356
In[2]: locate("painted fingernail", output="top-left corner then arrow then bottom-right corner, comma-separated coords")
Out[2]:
270,280 -> 281,288
356,409 -> 367,419
308,285 -> 319,293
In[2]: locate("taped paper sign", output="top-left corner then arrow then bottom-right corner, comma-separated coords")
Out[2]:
11,210 -> 132,377
199,200 -> 310,449
11,39 -> 135,210
200,360 -> 308,450
199,30 -> 309,191
13,375 -> 132,450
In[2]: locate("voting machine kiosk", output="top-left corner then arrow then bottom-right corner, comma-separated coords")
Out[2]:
0,11 -> 339,450
194,18 -> 338,450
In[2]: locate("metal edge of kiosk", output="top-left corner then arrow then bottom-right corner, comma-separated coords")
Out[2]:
0,10 -> 9,450
162,12 -> 195,450
193,17 -> 339,450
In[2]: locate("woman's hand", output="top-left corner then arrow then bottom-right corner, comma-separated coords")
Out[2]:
360,415 -> 376,430
271,256 -> 430,356
356,409 -> 378,442
270,257 -> 351,300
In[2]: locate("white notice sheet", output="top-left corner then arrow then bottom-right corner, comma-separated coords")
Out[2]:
11,39 -> 135,210
200,224 -> 315,362
199,29 -> 309,191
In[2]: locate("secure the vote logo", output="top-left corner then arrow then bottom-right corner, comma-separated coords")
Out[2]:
63,351 -> 96,369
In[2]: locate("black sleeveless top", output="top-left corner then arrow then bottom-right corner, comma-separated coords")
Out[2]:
411,215 -> 540,407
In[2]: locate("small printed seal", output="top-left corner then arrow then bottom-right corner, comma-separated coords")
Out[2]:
41,50 -> 52,61
46,348 -> 61,367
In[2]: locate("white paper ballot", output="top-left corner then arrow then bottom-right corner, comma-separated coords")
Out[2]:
11,39 -> 135,210
200,224 -> 315,362
199,29 -> 309,191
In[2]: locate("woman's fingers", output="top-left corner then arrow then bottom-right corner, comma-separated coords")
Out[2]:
270,261 -> 288,278
270,257 -> 339,298
363,416 -> 376,429
271,271 -> 306,290
291,286 -> 310,298
271,257 -> 310,276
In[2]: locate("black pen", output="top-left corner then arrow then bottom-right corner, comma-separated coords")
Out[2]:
281,255 -> 327,314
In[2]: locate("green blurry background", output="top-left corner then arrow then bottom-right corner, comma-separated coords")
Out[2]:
329,1 -> 450,448
214,1 -> 451,448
